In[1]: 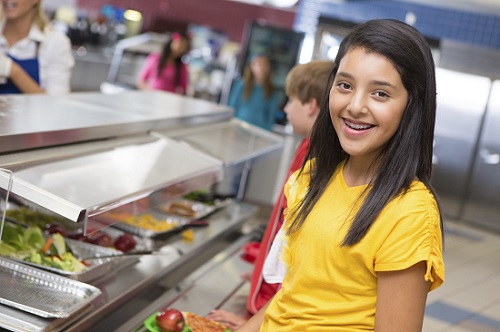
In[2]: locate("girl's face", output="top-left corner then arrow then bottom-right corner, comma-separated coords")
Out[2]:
1,0 -> 38,21
251,56 -> 271,83
329,47 -> 408,163
171,38 -> 190,58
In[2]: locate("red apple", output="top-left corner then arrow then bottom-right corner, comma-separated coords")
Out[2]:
156,308 -> 185,332
46,224 -> 68,237
114,233 -> 137,252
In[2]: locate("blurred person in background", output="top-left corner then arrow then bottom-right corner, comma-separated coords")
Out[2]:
0,0 -> 74,94
228,53 -> 279,131
137,31 -> 191,95
207,60 -> 333,331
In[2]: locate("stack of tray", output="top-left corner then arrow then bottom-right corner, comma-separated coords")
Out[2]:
0,257 -> 101,331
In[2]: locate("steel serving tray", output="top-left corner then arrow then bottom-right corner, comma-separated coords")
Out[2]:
110,199 -> 219,238
4,207 -> 153,253
1,217 -> 143,282
8,238 -> 138,283
0,257 -> 101,318
111,211 -> 188,238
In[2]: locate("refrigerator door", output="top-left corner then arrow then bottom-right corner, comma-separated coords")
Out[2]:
462,80 -> 500,231
431,68 -> 491,218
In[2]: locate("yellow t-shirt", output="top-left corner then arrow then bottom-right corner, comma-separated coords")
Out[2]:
260,161 -> 445,331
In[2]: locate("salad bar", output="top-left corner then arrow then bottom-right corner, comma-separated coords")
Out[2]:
0,91 -> 283,331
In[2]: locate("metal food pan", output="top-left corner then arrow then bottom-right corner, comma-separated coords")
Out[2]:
99,224 -> 154,251
156,198 -> 216,219
18,239 -> 138,283
111,211 -> 188,238
4,207 -> 152,253
0,257 -> 101,318
111,199 -> 223,238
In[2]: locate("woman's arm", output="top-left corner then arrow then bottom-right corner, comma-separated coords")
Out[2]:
235,299 -> 271,332
39,31 -> 74,94
9,61 -> 44,94
375,261 -> 430,331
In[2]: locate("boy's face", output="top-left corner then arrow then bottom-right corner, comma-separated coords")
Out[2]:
284,96 -> 315,137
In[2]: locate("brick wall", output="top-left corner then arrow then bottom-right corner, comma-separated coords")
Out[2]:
76,0 -> 296,42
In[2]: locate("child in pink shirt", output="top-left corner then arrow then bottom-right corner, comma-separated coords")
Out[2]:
137,32 -> 191,95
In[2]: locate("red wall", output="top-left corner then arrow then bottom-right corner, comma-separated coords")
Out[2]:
76,0 -> 296,42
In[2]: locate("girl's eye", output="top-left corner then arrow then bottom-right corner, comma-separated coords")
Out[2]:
337,82 -> 352,90
374,91 -> 389,98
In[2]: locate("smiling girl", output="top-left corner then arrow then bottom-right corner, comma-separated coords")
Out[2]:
236,19 -> 444,332
0,0 -> 74,94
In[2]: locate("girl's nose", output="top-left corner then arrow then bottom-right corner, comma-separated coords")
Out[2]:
347,92 -> 368,115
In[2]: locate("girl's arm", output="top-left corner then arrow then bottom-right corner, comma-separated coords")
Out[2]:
375,261 -> 430,331
137,54 -> 156,90
265,93 -> 280,130
235,298 -> 271,332
178,63 -> 189,95
228,80 -> 243,111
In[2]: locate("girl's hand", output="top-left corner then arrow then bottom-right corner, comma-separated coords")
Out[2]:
206,309 -> 247,331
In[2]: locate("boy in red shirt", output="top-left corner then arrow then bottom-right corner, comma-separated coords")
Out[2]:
207,60 -> 333,330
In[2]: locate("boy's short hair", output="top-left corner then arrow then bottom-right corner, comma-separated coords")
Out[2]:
285,60 -> 333,104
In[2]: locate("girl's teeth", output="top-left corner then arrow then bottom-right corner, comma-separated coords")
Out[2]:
345,120 -> 373,130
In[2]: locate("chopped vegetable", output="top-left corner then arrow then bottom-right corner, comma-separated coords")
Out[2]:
52,233 -> 67,256
42,236 -> 54,253
0,223 -> 86,272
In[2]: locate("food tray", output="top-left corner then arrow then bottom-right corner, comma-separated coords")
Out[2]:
98,225 -> 155,252
19,238 -> 138,283
156,199 -> 216,219
4,207 -> 152,253
111,211 -> 188,238
141,311 -> 231,332
111,199 -> 217,238
0,257 -> 101,318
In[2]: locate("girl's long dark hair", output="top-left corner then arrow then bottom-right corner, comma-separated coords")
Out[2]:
288,19 -> 443,246
157,32 -> 190,88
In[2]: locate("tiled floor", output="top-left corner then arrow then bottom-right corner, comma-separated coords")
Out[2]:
424,219 -> 500,331
234,213 -> 500,331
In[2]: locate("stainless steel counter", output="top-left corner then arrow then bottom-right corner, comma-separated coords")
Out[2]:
0,91 -> 232,154
0,91 -> 280,332
0,202 -> 258,332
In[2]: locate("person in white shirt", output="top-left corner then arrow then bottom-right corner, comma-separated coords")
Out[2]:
0,0 -> 74,94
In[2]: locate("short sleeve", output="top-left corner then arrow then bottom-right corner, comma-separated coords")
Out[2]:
39,30 -> 74,94
138,53 -> 158,83
264,93 -> 280,130
282,160 -> 312,230
374,189 -> 444,291
262,226 -> 287,284
228,80 -> 243,113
